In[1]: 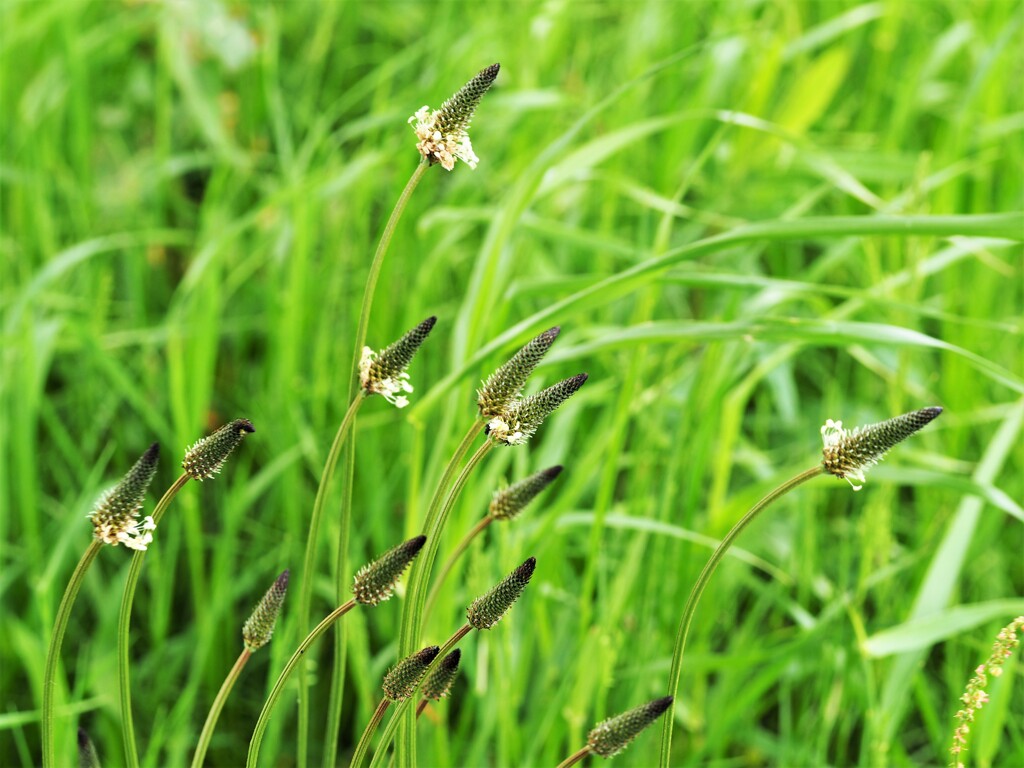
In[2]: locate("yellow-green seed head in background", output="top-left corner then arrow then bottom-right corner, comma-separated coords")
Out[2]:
821,406 -> 942,490
487,374 -> 588,446
182,418 -> 255,481
382,646 -> 441,702
466,557 -> 536,630
421,649 -> 461,701
352,535 -> 427,606
242,569 -> 289,652
490,465 -> 564,521
587,696 -> 674,758
409,63 -> 500,170
478,326 -> 561,418
89,442 -> 159,551
359,316 -> 436,408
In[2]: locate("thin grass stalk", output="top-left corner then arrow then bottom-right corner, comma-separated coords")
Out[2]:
191,648 -> 251,768
395,439 -> 492,766
248,599 -> 358,768
348,698 -> 392,768
422,515 -> 493,621
314,157 -> 429,768
118,471 -> 191,768
41,540 -> 103,768
658,465 -> 824,767
363,625 -> 473,768
555,746 -> 592,768
296,397 -> 364,767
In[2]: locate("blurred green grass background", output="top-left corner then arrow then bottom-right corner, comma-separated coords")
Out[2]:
2,0 -> 1022,766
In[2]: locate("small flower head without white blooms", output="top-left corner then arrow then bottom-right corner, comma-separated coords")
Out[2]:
89,442 -> 160,551
409,63 -> 499,171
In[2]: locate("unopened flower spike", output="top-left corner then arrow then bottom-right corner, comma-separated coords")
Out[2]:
467,556 -> 536,629
487,373 -> 588,446
182,418 -> 255,481
587,696 -> 674,758
382,646 -> 441,702
360,316 -> 437,408
409,63 -> 499,171
352,535 -> 427,606
821,406 -> 942,490
478,326 -> 561,418
89,442 -> 160,551
422,649 -> 461,701
243,569 -> 290,652
78,727 -> 100,768
490,465 -> 564,521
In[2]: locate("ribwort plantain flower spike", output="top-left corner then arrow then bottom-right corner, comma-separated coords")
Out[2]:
89,442 -> 159,551
182,418 -> 255,481
78,727 -> 100,768
409,63 -> 500,171
243,570 -> 290,652
352,535 -> 427,606
587,696 -> 674,758
359,316 -> 437,408
422,649 -> 461,701
478,326 -> 561,418
487,374 -> 588,446
821,406 -> 942,490
467,557 -> 536,629
382,646 -> 441,702
490,466 -> 564,521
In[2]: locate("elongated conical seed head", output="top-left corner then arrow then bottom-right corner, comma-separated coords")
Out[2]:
478,327 -> 561,418
89,442 -> 160,550
352,535 -> 427,606
422,649 -> 462,701
243,569 -> 289,652
487,374 -> 588,446
821,406 -> 942,490
360,317 -> 436,408
587,696 -> 674,758
382,646 -> 441,702
409,64 -> 500,170
490,466 -> 564,521
467,557 -> 536,629
78,727 -> 100,768
182,418 -> 255,481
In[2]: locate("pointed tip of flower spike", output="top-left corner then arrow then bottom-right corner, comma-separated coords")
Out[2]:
490,465 -> 564,521
182,418 -> 255,481
242,568 -> 290,652
352,535 -> 428,605
89,442 -> 161,550
478,326 -> 563,418
382,645 -> 441,701
422,648 -> 462,701
78,726 -> 100,768
360,317 -> 437,408
821,406 -> 942,490
466,557 -> 536,629
587,696 -> 674,758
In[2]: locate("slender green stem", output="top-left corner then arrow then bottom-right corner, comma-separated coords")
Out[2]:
367,624 -> 473,768
658,465 -> 824,768
555,745 -> 593,768
348,698 -> 391,768
315,155 -> 428,768
323,439 -> 357,768
191,648 -> 251,768
248,600 -> 357,768
396,437 -> 491,767
296,397 -> 364,768
119,472 -> 191,768
42,539 -> 103,768
423,515 -> 493,622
